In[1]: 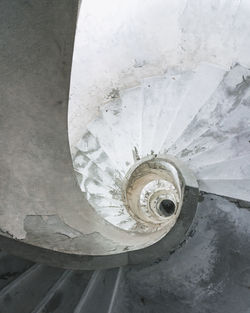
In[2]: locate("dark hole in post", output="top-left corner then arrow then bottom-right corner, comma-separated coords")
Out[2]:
159,199 -> 175,216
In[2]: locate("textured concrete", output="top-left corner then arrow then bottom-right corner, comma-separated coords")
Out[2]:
1,0 -> 249,271
0,0 -> 152,266
0,194 -> 249,311
0,252 -> 93,313
0,0 -> 250,310
69,0 -> 250,207
72,61 -> 250,235
69,0 -> 250,151
0,251 -> 122,313
113,194 -> 250,313
0,1 -> 200,266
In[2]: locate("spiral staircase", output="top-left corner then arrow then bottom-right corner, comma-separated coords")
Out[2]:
1,0 -> 250,312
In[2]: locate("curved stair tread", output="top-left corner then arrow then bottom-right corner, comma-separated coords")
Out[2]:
152,70 -> 195,153
183,130 -> 250,169
119,86 -> 144,156
32,270 -> 92,313
175,93 -> 250,161
103,86 -> 143,158
195,155 -> 250,180
0,264 -> 64,313
0,252 -> 33,290
169,64 -> 250,155
31,270 -> 72,313
198,179 -> 250,202
88,113 -> 137,175
74,268 -> 121,313
141,74 -> 172,156
161,63 -> 225,152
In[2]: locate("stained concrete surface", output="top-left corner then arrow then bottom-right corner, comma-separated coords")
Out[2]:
1,0 -> 250,277
0,0 -> 200,265
113,194 -> 250,313
69,0 -> 250,151
0,0 -> 176,266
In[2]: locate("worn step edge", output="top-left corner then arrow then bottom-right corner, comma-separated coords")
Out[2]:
73,270 -> 101,313
107,267 -> 123,313
198,179 -> 250,202
30,270 -> 72,313
0,264 -> 41,298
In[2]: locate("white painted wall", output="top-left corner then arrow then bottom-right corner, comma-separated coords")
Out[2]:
68,0 -> 250,152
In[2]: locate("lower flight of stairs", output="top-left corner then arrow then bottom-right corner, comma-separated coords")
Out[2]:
0,250 -> 122,313
1,193 -> 250,313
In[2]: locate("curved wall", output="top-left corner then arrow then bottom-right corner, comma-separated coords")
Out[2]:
69,0 -> 250,152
